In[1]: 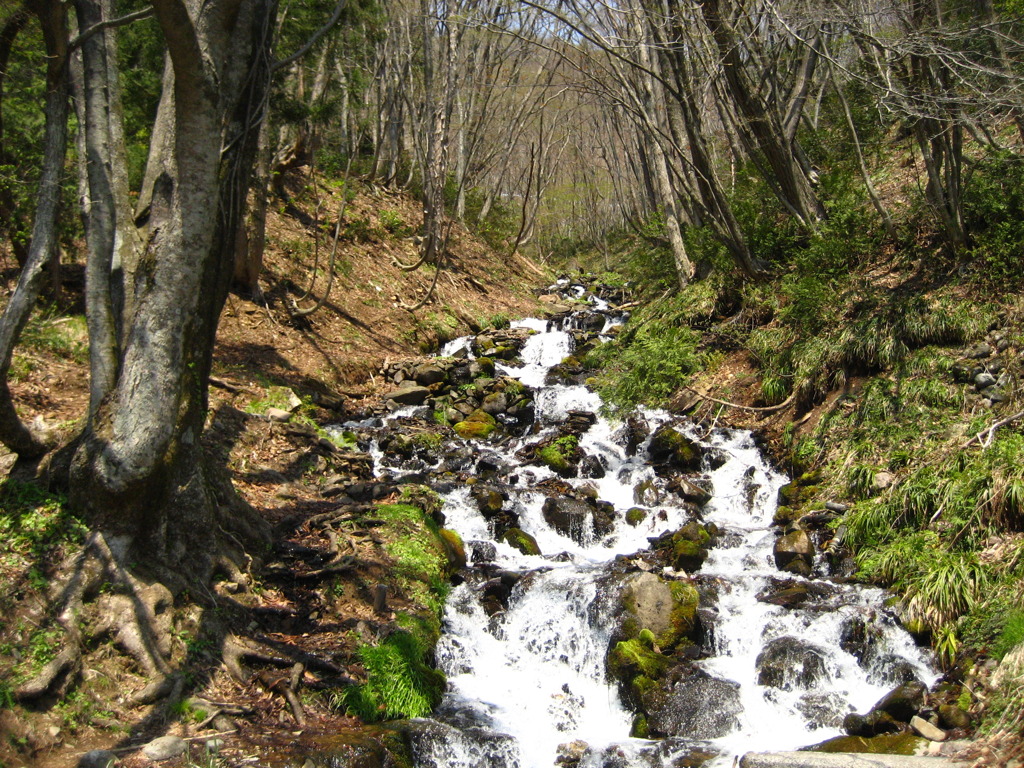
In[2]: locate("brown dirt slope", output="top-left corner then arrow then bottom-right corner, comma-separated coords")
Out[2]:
0,176 -> 547,768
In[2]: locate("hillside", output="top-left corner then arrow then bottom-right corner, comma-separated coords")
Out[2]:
0,178 -> 548,768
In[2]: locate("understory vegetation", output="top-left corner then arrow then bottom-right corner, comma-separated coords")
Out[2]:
576,140 -> 1024,734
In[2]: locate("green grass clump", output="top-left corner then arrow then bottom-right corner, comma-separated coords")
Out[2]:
341,631 -> 444,721
587,296 -> 709,412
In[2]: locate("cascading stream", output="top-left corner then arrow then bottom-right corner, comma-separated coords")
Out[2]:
358,281 -> 936,768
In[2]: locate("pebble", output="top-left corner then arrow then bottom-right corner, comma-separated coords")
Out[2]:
204,737 -> 225,753
142,735 -> 187,761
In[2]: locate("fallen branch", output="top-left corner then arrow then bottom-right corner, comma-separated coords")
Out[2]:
961,409 -> 1024,449
684,386 -> 796,413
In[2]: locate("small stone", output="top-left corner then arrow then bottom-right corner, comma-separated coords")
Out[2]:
78,750 -> 117,768
266,407 -> 291,422
873,471 -> 895,491
911,714 -> 947,741
974,371 -> 997,389
204,737 -> 225,753
981,386 -> 1007,403
968,342 -> 992,359
142,735 -> 187,761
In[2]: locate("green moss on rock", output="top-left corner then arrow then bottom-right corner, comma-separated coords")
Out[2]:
626,507 -> 648,526
609,637 -> 671,680
501,527 -> 541,556
667,580 -> 700,645
454,409 -> 497,439
809,733 -> 925,755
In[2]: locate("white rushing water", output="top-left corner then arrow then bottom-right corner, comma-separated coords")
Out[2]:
366,284 -> 936,768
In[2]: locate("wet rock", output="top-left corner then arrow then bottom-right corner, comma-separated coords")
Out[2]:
643,667 -> 742,740
618,414 -> 650,456
910,715 -> 946,742
838,615 -> 884,663
386,383 -> 432,406
469,358 -> 496,378
633,479 -> 665,506
466,540 -> 497,563
872,655 -> 922,685
843,709 -> 903,737
870,680 -> 927,723
500,527 -> 541,556
757,583 -> 809,608
579,454 -> 607,479
937,704 -> 971,730
471,485 -> 506,517
795,692 -> 850,730
142,735 -> 187,761
773,529 -> 814,576
543,496 -> 597,544
672,477 -> 712,507
648,426 -> 703,472
756,636 -> 831,690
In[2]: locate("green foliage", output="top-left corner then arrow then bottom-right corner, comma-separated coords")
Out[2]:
341,631 -> 444,721
993,610 -> 1024,660
0,480 -> 84,568
20,312 -> 88,363
378,208 -> 411,237
588,295 -> 708,411
962,150 -> 1024,287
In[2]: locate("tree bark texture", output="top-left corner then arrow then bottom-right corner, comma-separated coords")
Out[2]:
70,0 -> 277,570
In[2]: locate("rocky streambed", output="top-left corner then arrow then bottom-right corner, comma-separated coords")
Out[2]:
309,278 -> 970,768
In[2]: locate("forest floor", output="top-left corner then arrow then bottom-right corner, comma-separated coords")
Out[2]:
0,177 -> 549,768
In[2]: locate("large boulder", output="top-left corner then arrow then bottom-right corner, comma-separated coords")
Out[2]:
643,667 -> 742,740
617,572 -> 701,651
756,636 -> 831,690
542,495 -> 614,544
773,529 -> 814,576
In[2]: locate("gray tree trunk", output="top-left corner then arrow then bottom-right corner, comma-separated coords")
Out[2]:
70,0 -> 276,574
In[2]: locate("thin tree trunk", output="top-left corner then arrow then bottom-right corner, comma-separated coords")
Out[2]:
0,0 -> 68,458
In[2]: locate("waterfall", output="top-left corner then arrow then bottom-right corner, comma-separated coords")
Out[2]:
356,282 -> 937,768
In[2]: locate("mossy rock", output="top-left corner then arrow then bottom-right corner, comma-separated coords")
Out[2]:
453,409 -> 497,439
438,529 -> 467,570
630,714 -> 649,739
672,539 -> 707,572
501,527 -> 541,556
648,426 -> 702,471
772,505 -> 801,526
670,521 -> 713,572
619,572 -> 701,651
626,507 -> 648,526
473,356 -> 496,376
808,732 -> 925,755
667,580 -> 700,643
609,637 -> 670,679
